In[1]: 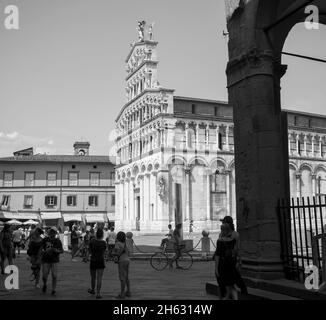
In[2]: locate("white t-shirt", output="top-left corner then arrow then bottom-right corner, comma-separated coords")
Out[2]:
13,230 -> 23,242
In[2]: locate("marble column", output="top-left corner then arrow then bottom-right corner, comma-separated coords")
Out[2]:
140,175 -> 144,221
195,124 -> 199,150
312,174 -> 317,197
206,171 -> 211,221
225,126 -> 230,151
303,135 -> 307,157
153,172 -> 158,220
185,123 -> 189,149
216,126 -> 220,150
129,178 -> 135,221
225,170 -> 231,215
185,167 -> 191,222
296,173 -> 302,198
205,124 -> 210,150
296,134 -> 300,155
288,133 -> 292,155
319,137 -> 323,158
311,136 -> 315,157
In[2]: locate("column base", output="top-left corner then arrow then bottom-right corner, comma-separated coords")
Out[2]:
241,258 -> 285,280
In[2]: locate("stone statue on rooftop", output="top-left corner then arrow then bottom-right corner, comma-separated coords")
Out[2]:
137,21 -> 146,42
148,22 -> 154,40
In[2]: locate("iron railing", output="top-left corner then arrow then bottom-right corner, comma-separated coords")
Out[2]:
277,196 -> 326,283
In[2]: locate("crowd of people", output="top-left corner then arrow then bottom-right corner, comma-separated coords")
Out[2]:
0,216 -> 247,300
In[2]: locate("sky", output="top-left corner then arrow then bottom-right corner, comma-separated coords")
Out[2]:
0,0 -> 325,157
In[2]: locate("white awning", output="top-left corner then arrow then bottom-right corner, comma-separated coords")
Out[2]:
107,213 -> 115,220
62,214 -> 82,222
0,212 -> 40,220
85,214 -> 105,223
41,212 -> 62,220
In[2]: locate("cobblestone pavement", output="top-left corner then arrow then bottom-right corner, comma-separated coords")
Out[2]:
0,253 -> 218,300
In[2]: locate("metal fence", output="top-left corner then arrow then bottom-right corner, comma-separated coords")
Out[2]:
277,196 -> 326,282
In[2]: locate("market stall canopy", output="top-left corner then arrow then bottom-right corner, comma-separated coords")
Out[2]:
40,212 -> 62,220
6,219 -> 22,225
0,212 -> 40,220
23,220 -> 38,225
85,214 -> 105,223
62,214 -> 82,222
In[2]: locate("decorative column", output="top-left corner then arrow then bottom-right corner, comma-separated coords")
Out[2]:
205,123 -> 210,150
185,167 -> 191,222
225,170 -> 231,215
296,173 -> 302,198
206,170 -> 211,221
303,134 -> 307,157
195,123 -> 199,150
140,175 -> 144,221
311,136 -> 315,158
225,125 -> 230,151
288,133 -> 292,155
185,123 -> 189,149
129,177 -> 135,221
312,174 -> 317,197
319,137 -> 323,158
296,134 -> 300,155
216,125 -> 220,150
153,172 -> 158,220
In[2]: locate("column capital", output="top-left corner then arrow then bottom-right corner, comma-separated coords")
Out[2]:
311,174 -> 317,180
295,172 -> 302,179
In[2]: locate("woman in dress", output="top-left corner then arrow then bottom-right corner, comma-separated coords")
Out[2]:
214,223 -> 238,300
88,228 -> 107,299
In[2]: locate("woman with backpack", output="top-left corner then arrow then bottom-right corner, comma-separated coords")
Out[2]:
214,223 -> 238,300
88,228 -> 107,299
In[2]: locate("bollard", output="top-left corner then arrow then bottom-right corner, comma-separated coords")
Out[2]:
126,231 -> 134,255
201,230 -> 210,260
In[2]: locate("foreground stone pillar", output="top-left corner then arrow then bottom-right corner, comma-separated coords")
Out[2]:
227,29 -> 290,279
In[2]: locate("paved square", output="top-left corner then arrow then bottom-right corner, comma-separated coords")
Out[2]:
0,253 -> 218,300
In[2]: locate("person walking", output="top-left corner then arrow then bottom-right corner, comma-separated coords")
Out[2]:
113,231 -> 131,299
106,226 -> 117,258
214,223 -> 238,300
27,227 -> 44,288
0,224 -> 13,274
188,220 -> 194,239
87,228 -> 107,299
219,216 -> 248,296
41,227 -> 63,296
12,227 -> 23,258
71,225 -> 80,262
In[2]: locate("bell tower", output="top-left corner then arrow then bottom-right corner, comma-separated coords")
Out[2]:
125,21 -> 161,103
73,141 -> 90,156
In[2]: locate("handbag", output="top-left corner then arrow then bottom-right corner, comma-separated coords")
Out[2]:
113,243 -> 126,264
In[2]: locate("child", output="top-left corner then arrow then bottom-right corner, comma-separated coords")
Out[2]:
113,231 -> 131,299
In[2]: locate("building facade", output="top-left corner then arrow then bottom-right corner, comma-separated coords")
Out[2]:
0,142 -> 116,229
114,23 -> 326,233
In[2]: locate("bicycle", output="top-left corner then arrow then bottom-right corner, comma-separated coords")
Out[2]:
150,242 -> 193,271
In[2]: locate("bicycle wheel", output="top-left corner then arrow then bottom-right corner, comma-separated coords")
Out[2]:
177,252 -> 193,270
150,252 -> 168,271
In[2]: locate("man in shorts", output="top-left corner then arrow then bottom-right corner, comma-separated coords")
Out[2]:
41,227 -> 63,296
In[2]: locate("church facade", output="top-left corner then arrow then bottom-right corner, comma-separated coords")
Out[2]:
114,22 -> 326,233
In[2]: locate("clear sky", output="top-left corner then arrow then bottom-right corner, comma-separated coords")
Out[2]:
0,0 -> 325,157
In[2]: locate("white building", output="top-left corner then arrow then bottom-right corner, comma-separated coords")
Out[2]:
114,22 -> 326,233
